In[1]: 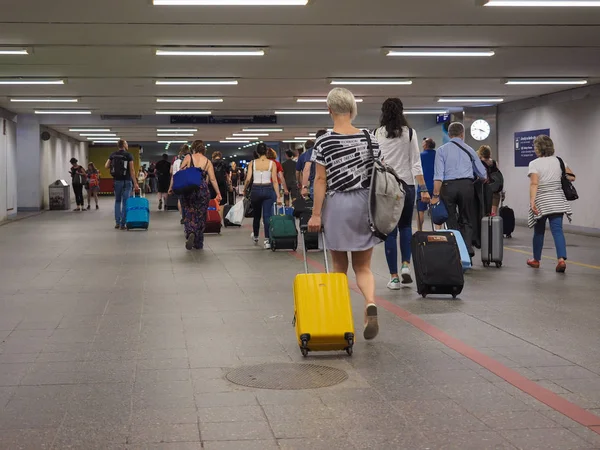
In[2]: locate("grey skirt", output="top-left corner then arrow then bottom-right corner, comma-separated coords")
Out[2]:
322,189 -> 382,252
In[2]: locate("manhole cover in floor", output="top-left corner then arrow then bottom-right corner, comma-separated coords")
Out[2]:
226,363 -> 348,390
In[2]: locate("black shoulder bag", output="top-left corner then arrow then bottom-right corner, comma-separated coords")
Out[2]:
557,157 -> 578,201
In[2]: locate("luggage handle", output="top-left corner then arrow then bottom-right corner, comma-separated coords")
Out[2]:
300,224 -> 329,275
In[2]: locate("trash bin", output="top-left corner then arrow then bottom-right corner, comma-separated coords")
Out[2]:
49,180 -> 70,210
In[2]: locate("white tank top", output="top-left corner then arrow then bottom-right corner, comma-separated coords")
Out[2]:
253,160 -> 273,185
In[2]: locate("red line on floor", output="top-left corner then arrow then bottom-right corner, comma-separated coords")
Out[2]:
289,250 -> 600,434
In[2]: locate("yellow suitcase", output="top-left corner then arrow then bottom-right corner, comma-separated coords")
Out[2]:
293,231 -> 355,357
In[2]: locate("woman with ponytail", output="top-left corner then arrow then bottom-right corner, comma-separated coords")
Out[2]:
375,98 -> 430,290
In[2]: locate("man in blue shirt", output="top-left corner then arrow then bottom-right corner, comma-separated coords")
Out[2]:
417,138 -> 437,231
296,140 -> 314,190
431,122 -> 488,256
301,129 -> 327,198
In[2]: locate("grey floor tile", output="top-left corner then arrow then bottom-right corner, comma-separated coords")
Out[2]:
200,421 -> 273,441
129,423 -> 200,444
204,440 -> 279,450
500,427 -> 592,450
197,405 -> 266,423
0,428 -> 57,449
195,392 -> 258,408
278,438 -> 358,450
477,410 -> 563,430
131,407 -> 199,426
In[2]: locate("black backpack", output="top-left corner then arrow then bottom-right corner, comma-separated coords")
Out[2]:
213,160 -> 228,184
110,152 -> 129,179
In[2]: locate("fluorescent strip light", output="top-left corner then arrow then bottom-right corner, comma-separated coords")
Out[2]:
330,79 -> 412,86
11,98 -> 77,103
156,49 -> 264,56
157,140 -> 189,144
35,110 -> 91,115
156,98 -> 223,103
0,79 -> 64,85
157,133 -> 194,137
297,98 -> 363,103
505,79 -> 588,85
155,111 -> 211,115
154,0 -> 308,4
482,0 -> 600,6
155,79 -> 238,85
80,133 -> 118,137
404,110 -> 449,115
92,141 -> 119,144
226,137 -> 258,140
242,128 -> 283,132
220,140 -> 250,143
232,133 -> 269,137
387,49 -> 495,57
282,140 -> 305,143
156,128 -> 197,132
0,48 -> 29,55
70,128 -> 111,132
294,137 -> 316,140
275,111 -> 330,115
86,137 -> 119,140
438,98 -> 504,103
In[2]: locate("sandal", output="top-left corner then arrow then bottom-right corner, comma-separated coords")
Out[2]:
363,304 -> 379,340
556,260 -> 567,273
186,233 -> 195,250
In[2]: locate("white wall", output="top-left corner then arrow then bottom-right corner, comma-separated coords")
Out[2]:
0,114 -> 18,222
498,85 -> 600,232
40,129 -> 88,210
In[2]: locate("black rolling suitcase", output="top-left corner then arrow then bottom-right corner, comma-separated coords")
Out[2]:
165,194 -> 179,211
299,211 -> 319,251
411,231 -> 464,299
498,200 -> 515,238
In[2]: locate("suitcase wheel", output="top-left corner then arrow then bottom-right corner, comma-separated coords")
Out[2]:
346,346 -> 353,356
495,262 -> 502,268
483,261 -> 490,268
301,347 -> 309,357
421,292 -> 427,298
452,294 -> 457,299
271,244 -> 276,252
346,337 -> 354,356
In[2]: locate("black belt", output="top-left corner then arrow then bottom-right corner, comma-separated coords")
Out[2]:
445,178 -> 474,182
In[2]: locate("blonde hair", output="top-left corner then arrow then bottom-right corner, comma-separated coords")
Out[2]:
267,148 -> 277,160
534,135 -> 555,157
327,87 -> 358,120
478,145 -> 492,160
178,144 -> 190,157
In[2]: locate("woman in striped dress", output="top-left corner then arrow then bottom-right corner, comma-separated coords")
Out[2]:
527,135 -> 576,273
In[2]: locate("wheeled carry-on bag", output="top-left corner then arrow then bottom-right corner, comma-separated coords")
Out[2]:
438,228 -> 472,272
411,231 -> 464,299
165,194 -> 179,211
481,215 -> 504,268
126,192 -> 150,230
299,211 -> 319,251
205,199 -> 222,234
293,229 -> 355,357
269,204 -> 298,252
499,201 -> 515,238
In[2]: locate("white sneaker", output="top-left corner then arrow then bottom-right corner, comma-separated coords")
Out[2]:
387,277 -> 401,290
251,233 -> 259,245
264,239 -> 271,250
401,265 -> 413,284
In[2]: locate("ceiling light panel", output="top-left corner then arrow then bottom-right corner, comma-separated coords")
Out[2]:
156,79 -> 238,85
154,0 -> 308,5
330,79 -> 412,85
156,128 -> 197,132
232,133 -> 269,137
70,128 -> 111,132
157,133 -> 195,137
226,137 -> 258,140
11,98 -> 78,103
220,140 -> 250,143
156,98 -> 223,103
155,111 -> 211,115
282,140 -> 305,143
35,110 -> 91,114
481,0 -> 600,6
275,111 -> 330,115
505,79 -> 588,85
242,128 -> 283,132
404,110 -> 450,115
157,140 -> 189,143
92,141 -> 118,144
156,48 -> 264,56
0,79 -> 64,85
86,137 -> 119,140
438,98 -> 504,103
0,48 -> 29,55
386,48 -> 495,57
80,133 -> 117,137
297,98 -> 363,103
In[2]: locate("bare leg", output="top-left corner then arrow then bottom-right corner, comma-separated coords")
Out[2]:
87,190 -> 91,208
330,250 -> 349,274
351,249 -> 379,340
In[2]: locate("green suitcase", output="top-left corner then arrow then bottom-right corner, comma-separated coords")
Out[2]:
269,207 -> 298,252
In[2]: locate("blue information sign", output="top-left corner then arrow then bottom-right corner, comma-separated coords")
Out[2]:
514,129 -> 550,167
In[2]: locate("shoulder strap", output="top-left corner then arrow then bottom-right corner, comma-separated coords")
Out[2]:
452,141 -> 475,162
268,161 -> 273,171
362,130 -> 374,161
556,156 -> 566,176
409,127 -> 413,142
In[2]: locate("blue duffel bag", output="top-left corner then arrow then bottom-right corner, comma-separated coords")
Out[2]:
172,157 -> 203,195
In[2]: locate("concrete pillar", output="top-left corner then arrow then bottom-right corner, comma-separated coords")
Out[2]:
16,115 -> 42,211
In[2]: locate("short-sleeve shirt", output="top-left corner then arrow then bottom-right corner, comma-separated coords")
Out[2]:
155,160 -> 172,179
273,160 -> 283,173
311,130 -> 380,192
296,150 -> 311,173
108,150 -> 133,181
528,156 -> 565,184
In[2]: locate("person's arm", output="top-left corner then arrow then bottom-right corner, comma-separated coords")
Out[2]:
129,160 -> 139,190
243,163 -> 253,193
278,172 -> 288,195
271,164 -> 281,203
409,132 -> 429,203
529,172 -> 540,215
431,150 -> 444,204
206,161 -> 222,203
565,165 -> 576,181
301,162 -> 311,196
307,164 -> 326,233
105,158 -> 111,169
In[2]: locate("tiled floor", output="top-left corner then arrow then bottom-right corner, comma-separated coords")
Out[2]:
1,195 -> 600,449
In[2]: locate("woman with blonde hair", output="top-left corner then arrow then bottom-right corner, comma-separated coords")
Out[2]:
307,87 -> 382,340
169,140 -> 222,250
527,135 -> 576,272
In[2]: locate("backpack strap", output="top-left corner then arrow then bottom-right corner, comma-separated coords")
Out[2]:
363,130 -> 374,160
409,127 -> 413,142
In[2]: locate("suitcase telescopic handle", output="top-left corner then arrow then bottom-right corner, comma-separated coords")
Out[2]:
300,224 -> 329,275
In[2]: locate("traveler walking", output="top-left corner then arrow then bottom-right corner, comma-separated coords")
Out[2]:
229,161 -> 240,204
375,98 -> 430,289
169,140 -> 222,250
527,135 -> 575,273
282,150 -> 298,202
172,144 -> 189,221
431,122 -> 487,257
155,154 -> 172,211
300,130 -> 328,199
86,162 -> 100,210
243,143 -> 282,249
147,162 -> 157,193
69,158 -> 87,212
296,140 -> 314,189
105,139 -> 139,230
417,138 -> 437,232
267,147 -> 288,198
211,151 -> 230,218
477,145 -> 502,216
307,87 -> 381,340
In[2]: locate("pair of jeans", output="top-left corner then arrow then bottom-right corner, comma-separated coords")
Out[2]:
533,213 -> 567,261
251,185 -> 276,239
72,184 -> 84,207
149,177 -> 157,193
114,180 -> 132,226
385,185 -> 416,274
441,179 -> 476,256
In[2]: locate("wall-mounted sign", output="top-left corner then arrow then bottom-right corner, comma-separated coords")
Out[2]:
170,115 -> 277,125
514,129 -> 550,167
436,113 -> 450,124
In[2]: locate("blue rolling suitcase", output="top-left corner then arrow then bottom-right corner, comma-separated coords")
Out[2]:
437,229 -> 472,272
126,192 -> 150,230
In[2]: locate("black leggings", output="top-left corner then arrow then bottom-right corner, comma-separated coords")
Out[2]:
73,184 -> 84,206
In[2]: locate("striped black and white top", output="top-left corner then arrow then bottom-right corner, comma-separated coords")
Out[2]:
527,156 -> 573,228
311,131 -> 380,192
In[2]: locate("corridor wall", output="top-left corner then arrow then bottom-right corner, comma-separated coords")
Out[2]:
498,84 -> 600,233
0,115 -> 18,223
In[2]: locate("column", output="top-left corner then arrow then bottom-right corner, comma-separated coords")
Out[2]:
16,114 -> 42,211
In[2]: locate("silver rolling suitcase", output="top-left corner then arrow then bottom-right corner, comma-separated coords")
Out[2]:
481,216 -> 503,268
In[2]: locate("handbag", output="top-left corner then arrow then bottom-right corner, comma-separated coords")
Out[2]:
557,157 -> 578,201
431,199 -> 449,225
172,155 -> 204,196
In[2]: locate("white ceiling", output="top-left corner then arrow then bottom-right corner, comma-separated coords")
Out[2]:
0,0 -> 599,144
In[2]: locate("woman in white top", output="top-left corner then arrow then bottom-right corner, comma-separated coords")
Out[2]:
527,135 -> 575,273
375,98 -> 430,289
243,143 -> 281,249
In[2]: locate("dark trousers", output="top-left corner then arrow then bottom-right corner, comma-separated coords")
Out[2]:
72,184 -> 84,206
251,185 -> 276,239
441,179 -> 476,255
